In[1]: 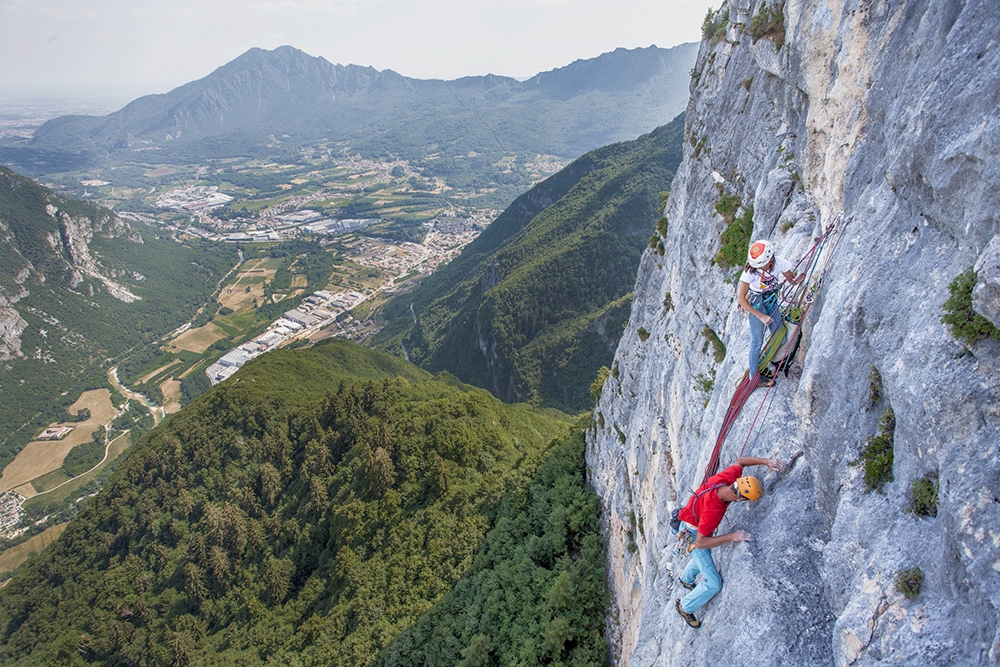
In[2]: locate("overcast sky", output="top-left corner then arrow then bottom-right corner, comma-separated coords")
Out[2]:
1,0 -> 716,99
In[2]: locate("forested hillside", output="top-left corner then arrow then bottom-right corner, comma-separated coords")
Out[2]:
0,339 -> 608,666
373,115 -> 685,412
0,166 -> 237,466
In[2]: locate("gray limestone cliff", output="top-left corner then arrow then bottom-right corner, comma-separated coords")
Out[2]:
587,0 -> 1000,665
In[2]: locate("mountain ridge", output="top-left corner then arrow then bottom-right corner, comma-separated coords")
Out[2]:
5,44 -> 697,174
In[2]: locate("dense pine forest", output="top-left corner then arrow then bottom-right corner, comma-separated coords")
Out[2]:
0,339 -> 609,666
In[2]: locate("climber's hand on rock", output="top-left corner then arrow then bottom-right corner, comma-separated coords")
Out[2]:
731,530 -> 753,543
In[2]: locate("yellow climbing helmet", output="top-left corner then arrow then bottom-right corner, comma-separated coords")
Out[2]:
735,475 -> 763,501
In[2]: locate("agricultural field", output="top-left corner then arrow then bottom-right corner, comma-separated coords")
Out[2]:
161,379 -> 183,415
0,524 -> 68,579
166,322 -> 229,354
0,390 -> 117,498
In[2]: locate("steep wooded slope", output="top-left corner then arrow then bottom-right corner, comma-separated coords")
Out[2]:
0,339 -> 608,666
0,166 -> 237,465
372,115 -> 685,413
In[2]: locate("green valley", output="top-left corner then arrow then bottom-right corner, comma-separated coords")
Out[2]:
372,115 -> 686,413
0,166 -> 238,472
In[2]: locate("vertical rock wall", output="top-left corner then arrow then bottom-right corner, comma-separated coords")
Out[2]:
587,0 -> 1000,665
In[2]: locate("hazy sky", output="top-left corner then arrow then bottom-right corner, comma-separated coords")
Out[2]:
1,0 -> 716,99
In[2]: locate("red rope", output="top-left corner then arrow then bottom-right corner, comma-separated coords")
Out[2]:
701,372 -> 759,485
738,377 -> 775,458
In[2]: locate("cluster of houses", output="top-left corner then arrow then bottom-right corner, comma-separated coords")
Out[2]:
205,289 -> 365,384
0,491 -> 25,534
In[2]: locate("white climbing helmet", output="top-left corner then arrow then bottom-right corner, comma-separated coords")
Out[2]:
748,239 -> 774,268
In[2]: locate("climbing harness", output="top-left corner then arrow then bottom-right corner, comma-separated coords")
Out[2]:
671,482 -> 728,554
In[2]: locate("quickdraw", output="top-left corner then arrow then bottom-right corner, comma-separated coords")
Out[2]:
674,525 -> 697,555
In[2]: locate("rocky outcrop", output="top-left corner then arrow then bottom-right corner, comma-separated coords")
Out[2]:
45,204 -> 141,303
0,167 -> 147,365
0,303 -> 28,362
588,1 -> 1000,665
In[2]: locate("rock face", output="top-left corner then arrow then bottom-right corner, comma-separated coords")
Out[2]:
46,204 -> 142,302
587,1 -> 1000,665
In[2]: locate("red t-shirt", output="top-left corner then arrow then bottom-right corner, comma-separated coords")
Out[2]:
677,465 -> 742,536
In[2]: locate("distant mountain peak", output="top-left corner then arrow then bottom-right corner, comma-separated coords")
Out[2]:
7,43 -> 697,175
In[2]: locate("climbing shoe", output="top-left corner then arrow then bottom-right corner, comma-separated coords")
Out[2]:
676,599 -> 701,628
678,578 -> 696,591
759,368 -> 776,388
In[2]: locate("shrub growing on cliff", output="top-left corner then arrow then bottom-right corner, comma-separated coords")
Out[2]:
868,366 -> 883,408
715,205 -> 755,268
590,366 -> 610,401
702,7 -> 728,42
895,567 -> 924,599
715,192 -> 741,224
908,474 -> 939,518
702,327 -> 727,362
854,406 -> 895,493
941,267 -> 1000,345
659,190 -> 670,210
750,2 -> 786,49
694,368 -> 717,393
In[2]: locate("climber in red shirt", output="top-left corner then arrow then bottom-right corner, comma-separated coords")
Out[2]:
674,456 -> 786,628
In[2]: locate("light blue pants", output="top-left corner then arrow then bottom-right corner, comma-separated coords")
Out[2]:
679,546 -> 723,613
748,293 -> 781,375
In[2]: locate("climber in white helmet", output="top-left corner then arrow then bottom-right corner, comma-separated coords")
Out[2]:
736,239 -> 801,386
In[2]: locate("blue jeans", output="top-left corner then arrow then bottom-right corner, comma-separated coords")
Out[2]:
679,546 -> 723,612
748,293 -> 781,375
